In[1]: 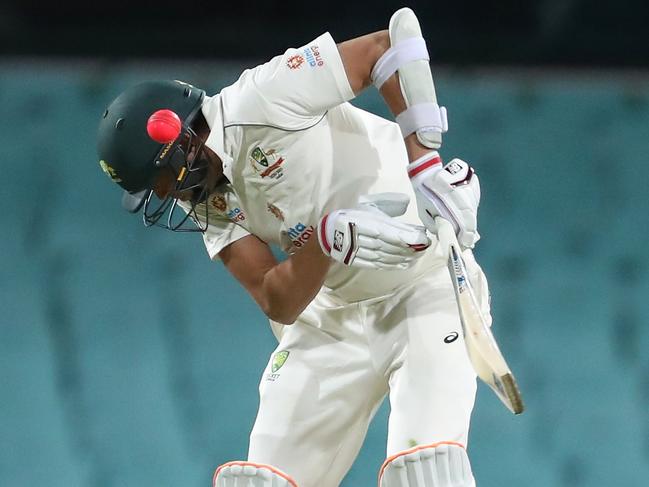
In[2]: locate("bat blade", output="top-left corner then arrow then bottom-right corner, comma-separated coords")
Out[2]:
447,243 -> 525,415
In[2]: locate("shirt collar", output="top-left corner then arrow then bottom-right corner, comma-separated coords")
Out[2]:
201,94 -> 234,183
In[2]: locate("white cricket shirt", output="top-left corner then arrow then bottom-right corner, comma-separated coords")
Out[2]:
194,32 -> 443,302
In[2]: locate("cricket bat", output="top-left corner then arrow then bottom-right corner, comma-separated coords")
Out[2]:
435,217 -> 525,414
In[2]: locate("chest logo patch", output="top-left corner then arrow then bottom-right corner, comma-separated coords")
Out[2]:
250,146 -> 285,179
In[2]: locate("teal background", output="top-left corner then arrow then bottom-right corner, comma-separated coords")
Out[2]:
1,61 -> 648,486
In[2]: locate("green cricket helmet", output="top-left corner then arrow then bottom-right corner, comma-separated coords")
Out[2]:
97,80 -> 210,231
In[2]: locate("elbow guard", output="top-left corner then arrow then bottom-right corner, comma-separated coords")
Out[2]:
370,8 -> 448,149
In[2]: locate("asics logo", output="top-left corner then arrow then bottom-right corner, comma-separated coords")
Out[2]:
444,332 -> 459,343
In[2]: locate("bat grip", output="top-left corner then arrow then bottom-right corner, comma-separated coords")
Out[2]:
434,215 -> 459,256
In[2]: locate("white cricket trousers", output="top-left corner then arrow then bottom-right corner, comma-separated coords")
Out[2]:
247,255 -> 489,487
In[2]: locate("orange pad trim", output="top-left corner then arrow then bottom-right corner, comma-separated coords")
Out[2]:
378,441 -> 466,486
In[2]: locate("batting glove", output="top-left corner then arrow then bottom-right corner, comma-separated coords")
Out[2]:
408,151 -> 481,249
317,192 -> 431,270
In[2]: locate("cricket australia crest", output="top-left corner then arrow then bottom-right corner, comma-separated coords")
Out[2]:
272,350 -> 290,372
266,350 -> 290,381
249,146 -> 285,179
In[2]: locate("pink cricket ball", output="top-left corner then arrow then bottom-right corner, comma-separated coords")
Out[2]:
147,109 -> 182,143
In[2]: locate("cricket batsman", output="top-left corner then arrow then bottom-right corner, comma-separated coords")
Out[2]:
96,8 -> 490,487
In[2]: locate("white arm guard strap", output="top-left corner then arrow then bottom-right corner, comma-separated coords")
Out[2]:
370,7 -> 448,149
396,103 -> 448,139
370,37 -> 429,88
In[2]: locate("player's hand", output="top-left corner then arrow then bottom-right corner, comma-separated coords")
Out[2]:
408,151 -> 480,249
317,192 -> 431,270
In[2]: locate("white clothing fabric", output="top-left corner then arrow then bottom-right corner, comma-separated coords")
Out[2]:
248,261 -> 488,487
194,32 -> 449,304
190,32 -> 491,486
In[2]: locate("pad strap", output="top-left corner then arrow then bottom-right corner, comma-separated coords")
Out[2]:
396,103 -> 448,138
370,37 -> 429,89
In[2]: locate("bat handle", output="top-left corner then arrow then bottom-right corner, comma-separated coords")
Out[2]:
434,215 -> 459,255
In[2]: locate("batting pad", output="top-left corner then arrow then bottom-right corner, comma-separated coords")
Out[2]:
379,443 -> 475,487
213,461 -> 298,487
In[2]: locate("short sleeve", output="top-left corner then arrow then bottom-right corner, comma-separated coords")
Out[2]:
224,32 -> 355,129
178,188 -> 252,260
202,217 -> 251,260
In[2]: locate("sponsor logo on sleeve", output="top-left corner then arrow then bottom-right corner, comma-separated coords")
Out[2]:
211,195 -> 227,212
287,54 -> 305,70
286,46 -> 324,70
303,45 -> 324,67
287,222 -> 315,248
226,207 -> 245,222
210,194 -> 245,222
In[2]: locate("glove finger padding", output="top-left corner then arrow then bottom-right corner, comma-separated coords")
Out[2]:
317,194 -> 431,269
357,234 -> 424,256
408,152 -> 481,249
434,158 -> 480,248
355,213 -> 429,249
